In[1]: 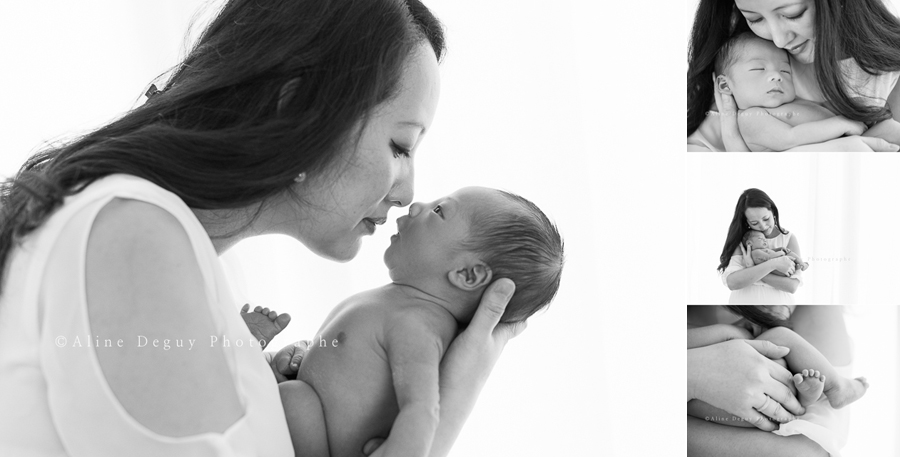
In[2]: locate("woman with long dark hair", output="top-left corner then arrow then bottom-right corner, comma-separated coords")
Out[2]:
718,188 -> 802,304
0,0 -> 526,454
687,0 -> 900,151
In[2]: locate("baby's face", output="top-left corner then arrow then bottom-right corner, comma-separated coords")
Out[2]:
384,186 -> 504,283
725,38 -> 796,109
745,233 -> 768,250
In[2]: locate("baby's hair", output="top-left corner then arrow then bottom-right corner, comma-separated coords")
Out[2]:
462,190 -> 564,323
725,306 -> 793,330
742,230 -> 764,245
714,32 -> 762,76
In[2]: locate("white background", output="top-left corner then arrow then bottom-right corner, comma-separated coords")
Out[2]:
0,1 -> 685,456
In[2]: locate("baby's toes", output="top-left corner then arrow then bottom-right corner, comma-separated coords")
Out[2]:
262,307 -> 270,315
792,373 -> 804,386
254,305 -> 263,313
858,377 -> 869,388
801,369 -> 810,377
268,310 -> 278,320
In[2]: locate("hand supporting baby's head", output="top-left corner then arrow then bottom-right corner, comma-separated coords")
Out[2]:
384,186 -> 564,324
714,32 -> 796,110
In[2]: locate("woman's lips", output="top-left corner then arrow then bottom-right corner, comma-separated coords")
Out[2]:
787,40 -> 808,55
362,217 -> 385,234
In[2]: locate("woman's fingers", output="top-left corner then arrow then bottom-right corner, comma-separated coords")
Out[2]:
764,378 -> 805,417
743,406 -> 780,432
469,278 -> 515,339
859,136 -> 900,152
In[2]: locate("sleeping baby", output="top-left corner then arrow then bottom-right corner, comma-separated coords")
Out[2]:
713,32 -> 872,151
241,186 -> 564,457
743,230 -> 808,277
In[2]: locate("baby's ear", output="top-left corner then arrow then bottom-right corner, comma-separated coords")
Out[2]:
448,262 -> 492,292
716,75 -> 733,95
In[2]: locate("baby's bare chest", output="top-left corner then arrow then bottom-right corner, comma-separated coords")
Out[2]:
763,100 -> 834,127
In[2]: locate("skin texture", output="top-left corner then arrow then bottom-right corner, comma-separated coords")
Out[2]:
280,187 -> 511,457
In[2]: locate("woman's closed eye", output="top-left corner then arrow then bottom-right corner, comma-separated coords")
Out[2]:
746,10 -> 806,24
390,141 -> 411,158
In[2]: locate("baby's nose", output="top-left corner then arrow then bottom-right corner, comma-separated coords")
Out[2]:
768,73 -> 782,82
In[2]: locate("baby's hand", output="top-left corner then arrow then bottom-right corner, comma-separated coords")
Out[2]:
838,117 -> 867,136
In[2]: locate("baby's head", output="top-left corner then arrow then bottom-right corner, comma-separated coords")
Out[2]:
384,186 -> 564,323
714,32 -> 796,109
742,230 -> 769,250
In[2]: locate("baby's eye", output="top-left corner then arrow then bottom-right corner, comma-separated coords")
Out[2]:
432,205 -> 443,216
781,70 -> 791,74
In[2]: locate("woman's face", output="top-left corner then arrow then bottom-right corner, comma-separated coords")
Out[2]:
744,206 -> 776,236
267,43 -> 441,261
734,0 -> 817,64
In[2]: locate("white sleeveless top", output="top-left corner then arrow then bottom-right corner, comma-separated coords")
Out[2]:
0,174 -> 293,456
721,231 -> 802,305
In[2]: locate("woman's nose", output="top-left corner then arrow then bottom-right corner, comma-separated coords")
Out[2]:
769,22 -> 793,50
387,164 -> 415,208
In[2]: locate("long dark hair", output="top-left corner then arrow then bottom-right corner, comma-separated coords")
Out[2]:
717,188 -> 788,272
725,305 -> 793,330
688,0 -> 900,137
0,0 -> 445,294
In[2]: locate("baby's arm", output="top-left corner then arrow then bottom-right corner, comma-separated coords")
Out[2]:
381,312 -> 447,457
739,108 -> 866,151
688,324 -> 753,349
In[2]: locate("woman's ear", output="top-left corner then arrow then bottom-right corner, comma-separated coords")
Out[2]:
716,75 -> 733,95
447,263 -> 492,292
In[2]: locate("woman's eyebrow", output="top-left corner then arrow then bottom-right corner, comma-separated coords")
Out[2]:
738,2 -> 804,13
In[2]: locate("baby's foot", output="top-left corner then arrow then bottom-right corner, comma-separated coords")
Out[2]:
799,261 -> 809,271
825,376 -> 869,409
241,304 -> 291,350
793,369 -> 826,408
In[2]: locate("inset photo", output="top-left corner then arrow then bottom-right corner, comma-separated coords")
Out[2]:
687,153 -> 900,304
687,305 -> 899,456
686,0 -> 900,152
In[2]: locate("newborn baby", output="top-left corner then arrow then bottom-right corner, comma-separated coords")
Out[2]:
743,230 -> 808,277
714,32 -> 868,151
242,186 -> 564,457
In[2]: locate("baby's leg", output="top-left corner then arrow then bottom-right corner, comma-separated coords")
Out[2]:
280,380 -> 330,457
240,304 -> 291,349
756,326 -> 868,409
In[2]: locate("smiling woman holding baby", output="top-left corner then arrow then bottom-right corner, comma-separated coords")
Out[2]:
717,188 -> 805,304
0,0 -> 528,455
687,0 -> 900,151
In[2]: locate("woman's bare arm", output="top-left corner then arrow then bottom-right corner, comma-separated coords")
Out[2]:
688,416 -> 828,457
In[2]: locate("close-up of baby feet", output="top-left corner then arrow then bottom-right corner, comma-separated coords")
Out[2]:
240,303 -> 291,349
792,368 -> 826,408
825,375 -> 869,410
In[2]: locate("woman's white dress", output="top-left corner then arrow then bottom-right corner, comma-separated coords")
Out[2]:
721,231 -> 802,305
0,174 -> 294,456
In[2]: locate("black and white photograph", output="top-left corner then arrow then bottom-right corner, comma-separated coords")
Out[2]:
0,1 -> 622,456
687,305 -> 899,456
687,153 -> 900,305
686,0 -> 900,151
